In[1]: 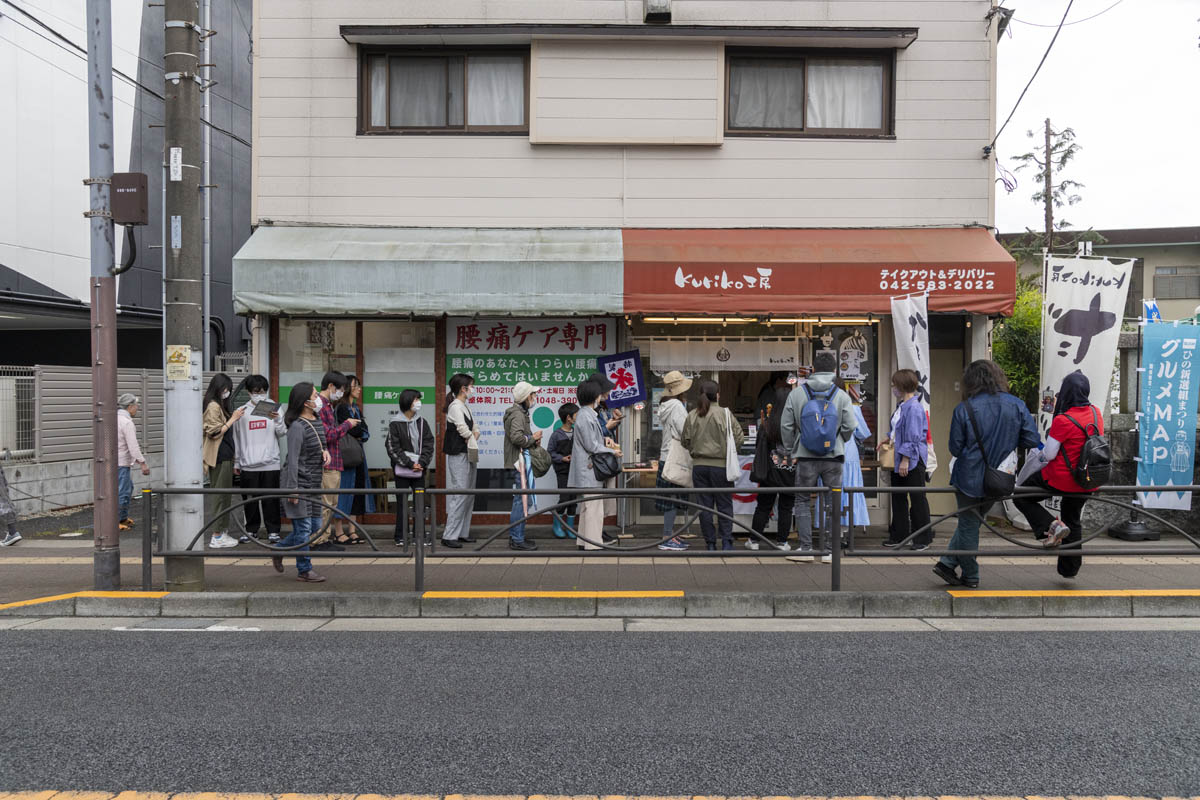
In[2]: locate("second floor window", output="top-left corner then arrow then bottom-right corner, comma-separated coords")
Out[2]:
362,49 -> 528,132
727,51 -> 891,135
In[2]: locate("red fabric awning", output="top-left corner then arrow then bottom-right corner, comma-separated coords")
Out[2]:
622,227 -> 1017,316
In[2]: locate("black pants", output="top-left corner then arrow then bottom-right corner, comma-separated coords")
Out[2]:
692,464 -> 734,546
240,469 -> 281,535
554,469 -> 577,516
393,474 -> 426,544
888,461 -> 932,546
1012,473 -> 1086,578
751,476 -> 795,544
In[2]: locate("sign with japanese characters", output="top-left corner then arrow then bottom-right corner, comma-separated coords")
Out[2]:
597,350 -> 647,409
890,293 -> 931,413
447,317 -> 615,470
1038,256 -> 1134,437
1137,322 -> 1200,510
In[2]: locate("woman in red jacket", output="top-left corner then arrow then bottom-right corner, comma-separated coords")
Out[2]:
1013,372 -> 1102,578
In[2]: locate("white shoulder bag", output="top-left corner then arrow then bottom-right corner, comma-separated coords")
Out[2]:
724,408 -> 741,481
662,433 -> 693,487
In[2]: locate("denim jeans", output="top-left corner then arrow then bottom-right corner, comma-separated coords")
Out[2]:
793,459 -> 843,551
117,466 -> 133,521
692,464 -> 734,546
939,492 -> 993,583
280,515 -> 317,575
509,468 -> 528,543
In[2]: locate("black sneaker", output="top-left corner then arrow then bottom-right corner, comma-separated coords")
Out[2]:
932,562 -> 962,586
459,536 -> 476,544
881,539 -> 905,549
313,541 -> 345,552
910,542 -> 931,552
961,578 -> 980,588
602,533 -> 618,545
441,539 -> 463,549
510,539 -> 537,551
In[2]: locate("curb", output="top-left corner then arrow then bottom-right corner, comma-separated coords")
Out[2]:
2,589 -> 1200,619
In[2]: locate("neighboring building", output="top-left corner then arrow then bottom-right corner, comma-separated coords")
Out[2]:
0,0 -> 252,368
1001,227 -> 1200,322
236,0 -> 1015,523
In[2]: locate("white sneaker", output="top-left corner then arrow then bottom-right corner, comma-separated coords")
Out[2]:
268,533 -> 281,543
745,539 -> 760,551
0,531 -> 21,547
787,554 -> 814,563
821,554 -> 833,564
209,533 -> 239,549
775,541 -> 792,552
1044,519 -> 1071,548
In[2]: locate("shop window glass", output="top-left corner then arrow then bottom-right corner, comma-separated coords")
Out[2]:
278,320 -> 357,401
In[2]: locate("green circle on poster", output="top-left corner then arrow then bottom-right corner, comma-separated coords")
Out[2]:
532,406 -> 556,429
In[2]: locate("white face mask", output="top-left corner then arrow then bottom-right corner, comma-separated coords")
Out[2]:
412,400 -> 422,413
331,389 -> 344,401
311,395 -> 324,412
250,393 -> 267,404
220,389 -> 231,400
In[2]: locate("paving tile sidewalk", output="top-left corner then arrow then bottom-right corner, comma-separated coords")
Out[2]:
1,523 -> 1197,603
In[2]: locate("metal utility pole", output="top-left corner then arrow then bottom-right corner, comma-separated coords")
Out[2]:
201,0 -> 212,371
1044,117 -> 1053,252
85,0 -> 120,589
163,0 -> 207,590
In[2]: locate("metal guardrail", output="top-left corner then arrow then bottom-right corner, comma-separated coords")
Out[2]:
142,484 -> 1200,593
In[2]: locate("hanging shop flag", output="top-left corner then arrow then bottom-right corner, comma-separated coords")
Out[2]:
446,317 -> 614,470
597,350 -> 647,409
1144,299 -> 1162,323
1037,256 -> 1134,436
890,293 -> 931,411
1137,322 -> 1200,510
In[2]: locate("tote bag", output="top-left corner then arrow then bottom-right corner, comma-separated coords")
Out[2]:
724,408 -> 740,482
662,437 -> 693,487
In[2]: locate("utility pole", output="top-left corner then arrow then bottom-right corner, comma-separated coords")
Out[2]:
1044,117 -> 1053,253
85,0 -> 120,589
163,0 -> 207,590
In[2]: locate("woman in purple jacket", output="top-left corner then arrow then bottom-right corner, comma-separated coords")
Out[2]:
882,369 -> 932,550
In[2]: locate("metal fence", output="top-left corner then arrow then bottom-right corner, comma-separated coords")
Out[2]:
143,483 -> 1200,593
0,366 -> 36,462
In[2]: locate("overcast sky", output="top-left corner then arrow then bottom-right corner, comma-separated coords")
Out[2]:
993,0 -> 1199,234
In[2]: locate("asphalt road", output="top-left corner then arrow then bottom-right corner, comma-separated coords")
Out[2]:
1,630 -> 1197,795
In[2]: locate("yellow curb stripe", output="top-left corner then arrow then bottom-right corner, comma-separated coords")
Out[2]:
946,589 -> 1200,598
0,590 -> 169,611
3,795 -> 1196,800
422,590 -> 685,599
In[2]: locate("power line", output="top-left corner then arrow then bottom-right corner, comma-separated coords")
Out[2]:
0,0 -> 250,149
987,0 -> 1075,153
1013,0 -> 1125,28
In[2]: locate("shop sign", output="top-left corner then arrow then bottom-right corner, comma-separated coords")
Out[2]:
1037,256 -> 1134,437
647,339 -> 798,371
1137,322 -> 1200,510
447,317 -> 615,470
597,350 -> 647,409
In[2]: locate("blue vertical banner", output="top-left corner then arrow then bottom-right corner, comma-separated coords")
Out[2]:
1138,322 -> 1200,510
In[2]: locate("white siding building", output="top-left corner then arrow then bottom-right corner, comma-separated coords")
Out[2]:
237,0 -> 1016,523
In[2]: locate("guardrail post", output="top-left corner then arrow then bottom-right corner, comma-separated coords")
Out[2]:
830,488 -> 842,592
413,487 -> 425,592
142,488 -> 152,590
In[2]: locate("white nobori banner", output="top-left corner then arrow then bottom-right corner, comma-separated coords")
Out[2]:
1037,255 -> 1135,436
890,292 -> 931,414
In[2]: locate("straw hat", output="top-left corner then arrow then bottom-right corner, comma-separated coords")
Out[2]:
661,370 -> 692,398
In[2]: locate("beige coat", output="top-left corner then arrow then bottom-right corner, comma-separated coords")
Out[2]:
202,400 -> 229,472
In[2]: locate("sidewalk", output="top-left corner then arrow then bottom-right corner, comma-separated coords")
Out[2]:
1,520 -> 1197,603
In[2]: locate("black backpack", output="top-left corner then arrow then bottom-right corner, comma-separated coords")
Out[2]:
1059,408 -> 1111,489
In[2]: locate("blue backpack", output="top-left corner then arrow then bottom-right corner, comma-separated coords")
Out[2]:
799,384 -> 841,456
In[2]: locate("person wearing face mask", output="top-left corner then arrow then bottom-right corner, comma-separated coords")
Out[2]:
880,369 -> 932,550
276,381 -> 330,582
386,389 -> 434,547
443,373 -> 481,546
503,380 -> 543,551
314,370 -> 361,549
334,374 -> 375,542
232,374 -> 287,543
202,373 -> 245,549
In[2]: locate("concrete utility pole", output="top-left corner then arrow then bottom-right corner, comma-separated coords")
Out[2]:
85,0 -> 120,589
1044,117 -> 1053,252
163,0 -> 207,590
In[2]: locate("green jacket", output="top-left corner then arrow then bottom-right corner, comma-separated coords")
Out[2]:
502,402 -> 534,469
681,405 -> 745,468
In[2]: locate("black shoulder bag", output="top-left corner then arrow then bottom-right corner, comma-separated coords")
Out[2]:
964,400 -> 1014,500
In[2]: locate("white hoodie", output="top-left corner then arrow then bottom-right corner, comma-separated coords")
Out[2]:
232,400 -> 287,471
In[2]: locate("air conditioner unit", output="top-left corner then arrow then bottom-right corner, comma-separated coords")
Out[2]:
644,0 -> 671,23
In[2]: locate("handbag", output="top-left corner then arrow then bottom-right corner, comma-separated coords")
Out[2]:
529,444 -> 552,478
878,440 -> 896,470
393,421 -> 423,479
965,400 -> 1015,500
723,408 -> 741,482
341,433 -> 364,469
592,451 -> 622,482
662,438 -> 693,487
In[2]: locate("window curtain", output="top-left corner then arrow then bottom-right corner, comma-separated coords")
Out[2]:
728,58 -> 804,129
805,58 -> 884,130
389,57 -> 449,127
368,56 -> 387,127
467,56 -> 525,126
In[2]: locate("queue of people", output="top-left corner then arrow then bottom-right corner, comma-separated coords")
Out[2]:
184,353 -> 1103,588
